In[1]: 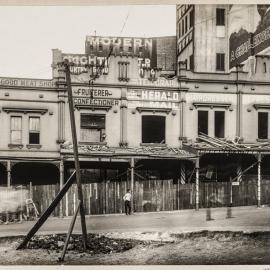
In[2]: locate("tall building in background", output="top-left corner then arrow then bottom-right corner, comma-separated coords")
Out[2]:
176,4 -> 270,74
176,4 -> 230,73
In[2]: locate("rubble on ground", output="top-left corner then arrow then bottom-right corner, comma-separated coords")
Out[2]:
26,233 -> 148,255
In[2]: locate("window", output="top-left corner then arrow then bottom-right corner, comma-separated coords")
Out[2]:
80,114 -> 106,143
216,53 -> 225,71
214,111 -> 225,138
118,61 -> 129,81
29,117 -> 40,144
185,15 -> 188,33
189,54 -> 194,70
190,9 -> 194,27
142,115 -> 165,144
182,19 -> 185,36
258,112 -> 268,139
216,8 -> 225,26
10,116 -> 22,144
198,111 -> 208,135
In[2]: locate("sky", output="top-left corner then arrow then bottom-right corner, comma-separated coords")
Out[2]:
0,5 -> 176,79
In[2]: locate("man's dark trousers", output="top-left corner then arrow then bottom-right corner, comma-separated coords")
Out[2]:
125,200 -> 131,215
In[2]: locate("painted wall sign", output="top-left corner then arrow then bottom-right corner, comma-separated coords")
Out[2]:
0,77 -> 55,88
186,93 -> 235,104
62,54 -> 109,75
72,87 -> 121,99
73,98 -> 119,107
127,89 -> 179,101
129,78 -> 179,88
85,36 -> 158,72
128,100 -> 179,109
229,5 -> 270,68
85,36 -> 153,57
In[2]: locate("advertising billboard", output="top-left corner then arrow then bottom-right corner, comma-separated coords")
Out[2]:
229,5 -> 270,69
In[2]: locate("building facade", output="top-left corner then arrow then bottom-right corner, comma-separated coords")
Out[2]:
1,33 -> 270,216
177,4 -> 270,74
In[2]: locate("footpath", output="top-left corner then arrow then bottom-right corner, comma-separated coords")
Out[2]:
0,205 -> 270,238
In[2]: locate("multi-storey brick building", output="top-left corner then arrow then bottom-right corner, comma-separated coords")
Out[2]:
1,33 -> 270,217
176,4 -> 270,73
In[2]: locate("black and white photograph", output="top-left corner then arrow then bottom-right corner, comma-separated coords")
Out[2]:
0,1 -> 270,267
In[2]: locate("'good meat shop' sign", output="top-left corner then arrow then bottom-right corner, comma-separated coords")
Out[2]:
0,77 -> 55,88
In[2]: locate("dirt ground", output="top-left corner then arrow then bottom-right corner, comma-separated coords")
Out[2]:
1,231 -> 270,265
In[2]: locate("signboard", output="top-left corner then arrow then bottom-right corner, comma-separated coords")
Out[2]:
129,78 -> 179,88
186,93 -> 235,104
85,36 -> 154,60
62,54 -> 109,76
0,77 -> 55,88
229,5 -> 270,69
232,182 -> 240,186
127,89 -> 179,101
127,89 -> 180,109
85,36 -> 158,77
72,86 -> 120,107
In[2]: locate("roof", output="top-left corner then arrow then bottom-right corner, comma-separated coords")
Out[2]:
60,143 -> 196,160
184,133 -> 270,154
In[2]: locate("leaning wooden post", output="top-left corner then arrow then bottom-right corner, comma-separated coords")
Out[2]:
257,153 -> 262,208
130,158 -> 135,213
6,161 -> 11,223
64,60 -> 87,250
195,157 -> 200,211
59,159 -> 64,218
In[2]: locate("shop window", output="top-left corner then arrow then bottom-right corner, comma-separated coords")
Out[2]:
29,117 -> 40,144
216,8 -> 225,26
216,53 -> 225,71
142,115 -> 165,144
80,114 -> 106,143
10,116 -> 22,144
118,61 -> 129,82
258,112 -> 268,139
214,111 -> 225,138
198,111 -> 208,135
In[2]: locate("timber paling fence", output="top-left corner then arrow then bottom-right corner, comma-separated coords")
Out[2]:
2,175 -> 270,217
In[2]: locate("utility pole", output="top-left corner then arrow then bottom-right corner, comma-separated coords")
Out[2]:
64,59 -> 88,250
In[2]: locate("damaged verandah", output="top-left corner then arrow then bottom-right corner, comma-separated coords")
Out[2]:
183,133 -> 270,209
59,144 -> 197,215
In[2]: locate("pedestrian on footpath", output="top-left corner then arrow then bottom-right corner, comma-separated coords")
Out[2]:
123,189 -> 132,215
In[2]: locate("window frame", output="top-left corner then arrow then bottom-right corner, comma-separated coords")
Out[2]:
80,113 -> 106,143
258,111 -> 269,140
214,110 -> 225,138
198,110 -> 209,136
28,116 -> 40,145
141,115 -> 166,144
10,115 -> 23,145
216,8 -> 225,26
216,53 -> 225,71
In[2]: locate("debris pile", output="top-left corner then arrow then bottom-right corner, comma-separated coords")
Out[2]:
26,234 -> 147,255
186,133 -> 270,151
61,141 -> 194,157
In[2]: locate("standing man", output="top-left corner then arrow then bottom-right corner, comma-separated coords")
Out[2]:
123,189 -> 132,215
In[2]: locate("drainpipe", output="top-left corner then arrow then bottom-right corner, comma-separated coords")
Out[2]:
195,157 -> 200,211
236,64 -> 243,140
257,153 -> 262,208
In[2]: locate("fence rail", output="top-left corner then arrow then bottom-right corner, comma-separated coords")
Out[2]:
2,175 -> 270,217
